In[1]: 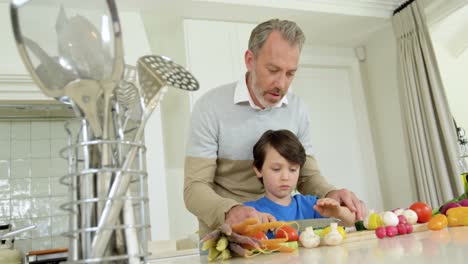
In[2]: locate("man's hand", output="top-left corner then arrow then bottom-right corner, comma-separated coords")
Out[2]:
326,189 -> 367,221
225,205 -> 276,227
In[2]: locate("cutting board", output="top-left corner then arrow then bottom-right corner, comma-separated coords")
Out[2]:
344,223 -> 428,244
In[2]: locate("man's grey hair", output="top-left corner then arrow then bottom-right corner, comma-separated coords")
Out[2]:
248,19 -> 305,58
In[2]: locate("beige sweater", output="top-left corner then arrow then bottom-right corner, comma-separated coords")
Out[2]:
184,155 -> 336,237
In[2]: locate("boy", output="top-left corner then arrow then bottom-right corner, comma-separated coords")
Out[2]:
244,130 -> 356,227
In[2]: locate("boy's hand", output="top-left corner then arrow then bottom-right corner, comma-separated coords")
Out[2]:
313,198 -> 341,218
325,189 -> 367,221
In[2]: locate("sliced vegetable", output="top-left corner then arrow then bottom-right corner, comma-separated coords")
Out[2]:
250,232 -> 268,241
354,220 -> 366,231
264,241 -> 298,253
275,225 -> 298,242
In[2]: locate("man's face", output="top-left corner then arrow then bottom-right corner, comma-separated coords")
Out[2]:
246,31 -> 301,109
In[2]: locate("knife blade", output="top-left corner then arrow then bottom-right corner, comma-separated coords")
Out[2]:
295,218 -> 341,231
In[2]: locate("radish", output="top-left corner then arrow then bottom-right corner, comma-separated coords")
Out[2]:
405,223 -> 413,234
375,226 -> 386,239
385,226 -> 398,237
398,215 -> 408,225
397,224 -> 407,235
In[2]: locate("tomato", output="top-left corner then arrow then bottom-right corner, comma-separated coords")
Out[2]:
409,202 -> 432,223
428,214 -> 448,230
251,231 -> 268,240
275,225 -> 298,241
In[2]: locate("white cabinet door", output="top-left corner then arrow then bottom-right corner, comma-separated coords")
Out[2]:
293,66 -> 380,209
184,19 -> 255,109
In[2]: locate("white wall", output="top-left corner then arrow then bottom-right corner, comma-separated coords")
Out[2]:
140,11 -> 198,240
361,24 -> 415,210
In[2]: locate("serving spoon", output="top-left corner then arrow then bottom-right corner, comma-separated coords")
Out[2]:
91,55 -> 199,257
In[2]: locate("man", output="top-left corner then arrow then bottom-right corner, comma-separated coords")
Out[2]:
184,19 -> 366,237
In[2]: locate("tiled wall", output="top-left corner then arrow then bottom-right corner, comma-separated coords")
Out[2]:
0,120 -> 71,253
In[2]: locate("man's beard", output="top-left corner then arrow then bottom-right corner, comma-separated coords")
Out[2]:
250,67 -> 284,110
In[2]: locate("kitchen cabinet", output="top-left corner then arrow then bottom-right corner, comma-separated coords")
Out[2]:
183,19 -> 255,110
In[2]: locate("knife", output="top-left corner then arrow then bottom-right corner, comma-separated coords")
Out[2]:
295,218 -> 341,231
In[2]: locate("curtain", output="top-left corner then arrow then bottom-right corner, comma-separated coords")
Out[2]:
392,0 -> 463,208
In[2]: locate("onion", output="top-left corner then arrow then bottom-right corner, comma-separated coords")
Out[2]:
402,209 -> 418,224
382,211 -> 399,226
458,199 -> 468,207
440,202 -> 461,215
393,208 -> 405,216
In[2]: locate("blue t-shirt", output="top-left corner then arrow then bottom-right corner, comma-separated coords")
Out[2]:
244,194 -> 323,221
244,195 -> 323,238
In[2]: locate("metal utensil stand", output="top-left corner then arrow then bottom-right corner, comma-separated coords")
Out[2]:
60,118 -> 150,263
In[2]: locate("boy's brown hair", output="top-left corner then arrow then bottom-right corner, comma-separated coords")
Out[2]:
253,129 -> 306,171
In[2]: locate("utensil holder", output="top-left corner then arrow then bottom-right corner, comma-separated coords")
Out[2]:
59,118 -> 150,263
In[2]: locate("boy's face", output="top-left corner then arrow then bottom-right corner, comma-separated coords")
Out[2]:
254,146 -> 300,203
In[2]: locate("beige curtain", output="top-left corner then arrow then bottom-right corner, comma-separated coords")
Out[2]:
392,0 -> 463,208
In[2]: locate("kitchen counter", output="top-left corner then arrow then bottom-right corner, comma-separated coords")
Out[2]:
149,226 -> 468,263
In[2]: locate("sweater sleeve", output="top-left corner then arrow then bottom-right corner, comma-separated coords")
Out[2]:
184,157 -> 240,229
184,98 -> 240,231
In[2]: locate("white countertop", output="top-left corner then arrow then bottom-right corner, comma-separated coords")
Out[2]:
149,226 -> 468,264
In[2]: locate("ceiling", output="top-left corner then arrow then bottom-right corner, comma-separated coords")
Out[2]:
3,0 -> 453,47
121,0 -> 400,47
190,0 -> 406,18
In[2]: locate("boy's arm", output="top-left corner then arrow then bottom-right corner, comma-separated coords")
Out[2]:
314,198 -> 356,227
